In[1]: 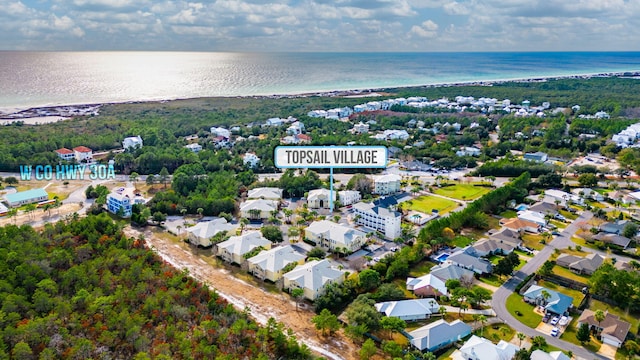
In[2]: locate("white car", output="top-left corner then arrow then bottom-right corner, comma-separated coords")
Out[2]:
550,316 -> 560,325
558,316 -> 569,326
550,327 -> 559,337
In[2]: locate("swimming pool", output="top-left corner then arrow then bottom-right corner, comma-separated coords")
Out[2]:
516,204 -> 529,211
435,253 -> 450,262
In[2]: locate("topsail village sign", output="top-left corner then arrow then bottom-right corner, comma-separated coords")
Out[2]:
274,145 -> 388,210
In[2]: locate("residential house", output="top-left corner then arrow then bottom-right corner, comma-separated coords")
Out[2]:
529,201 -> 559,216
455,146 -> 481,157
0,203 -> 8,216
429,263 -> 475,284
305,220 -> 366,253
186,218 -> 238,248
499,217 -> 540,233
524,151 -> 548,163
286,121 -> 305,135
408,319 -> 472,352
609,190 -> 635,204
545,189 -> 584,206
406,274 -> 448,297
242,152 -> 260,168
216,231 -> 272,265
307,188 -> 336,209
555,253 -> 604,275
446,247 -> 493,274
3,188 -> 49,208
246,245 -> 306,282
240,199 -> 278,220
55,148 -> 75,161
338,190 -> 361,206
352,201 -> 401,240
489,228 -> 522,245
375,298 -> 440,322
106,187 -> 146,218
123,136 -> 143,150
523,285 -> 573,316
283,259 -> 345,300
265,117 -> 285,127
383,129 -> 410,140
459,335 -> 519,360
247,187 -> 283,200
592,233 -> 632,249
73,146 -> 93,162
517,210 -> 547,227
530,350 -> 571,360
572,188 -> 604,201
210,127 -> 231,139
372,174 -> 402,195
184,143 -> 202,153
353,122 -> 369,134
599,220 -> 630,235
471,238 -> 516,256
578,310 -> 631,348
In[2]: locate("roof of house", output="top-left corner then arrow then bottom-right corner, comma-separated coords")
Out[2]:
407,274 -> 448,296
472,238 -> 516,254
246,245 -> 306,273
305,220 -> 365,246
460,335 -> 519,360
55,147 -> 73,154
240,199 -> 278,212
0,203 -> 8,213
556,253 -> 604,273
429,263 -> 475,283
530,350 -> 571,360
518,210 -> 547,224
529,201 -> 559,214
408,319 -> 472,351
593,233 -> 632,248
489,228 -> 521,244
186,218 -> 237,239
599,220 -> 629,235
447,249 -> 493,273
247,187 -> 283,200
73,146 -> 92,153
308,188 -> 335,201
373,174 -> 402,183
353,201 -> 401,218
499,217 -> 540,231
578,309 -> 631,343
373,196 -> 398,209
283,259 -> 344,293
216,231 -> 271,257
4,188 -> 49,203
375,298 -> 440,318
523,285 -> 573,315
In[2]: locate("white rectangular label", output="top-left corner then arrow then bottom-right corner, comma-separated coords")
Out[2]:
274,146 -> 387,168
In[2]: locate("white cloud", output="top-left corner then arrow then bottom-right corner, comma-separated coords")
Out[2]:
443,1 -> 470,15
410,19 -> 438,38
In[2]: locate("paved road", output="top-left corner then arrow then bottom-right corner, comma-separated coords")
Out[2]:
491,210 -> 609,360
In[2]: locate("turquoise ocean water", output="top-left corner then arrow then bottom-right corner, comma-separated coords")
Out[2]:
0,51 -> 639,109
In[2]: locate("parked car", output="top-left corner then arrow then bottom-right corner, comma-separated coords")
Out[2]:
551,231 -> 561,236
542,315 -> 550,323
550,316 -> 560,325
550,327 -> 559,337
558,316 -> 569,326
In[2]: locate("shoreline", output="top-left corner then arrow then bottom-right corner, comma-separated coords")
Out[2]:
1,69 -> 639,120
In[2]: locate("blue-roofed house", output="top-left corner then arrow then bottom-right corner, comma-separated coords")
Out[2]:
375,298 -> 440,321
408,319 -> 472,352
3,188 -> 49,207
523,285 -> 573,316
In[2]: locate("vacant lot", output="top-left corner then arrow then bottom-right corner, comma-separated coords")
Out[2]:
433,184 -> 491,201
403,195 -> 459,215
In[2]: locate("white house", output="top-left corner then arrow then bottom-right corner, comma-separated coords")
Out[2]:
184,143 -> 202,153
408,319 -> 472,352
338,190 -> 361,206
286,121 -> 305,135
283,259 -> 345,300
530,350 -> 571,360
406,274 -> 448,297
523,151 -> 548,163
372,174 -> 402,195
265,117 -> 284,127
246,245 -> 306,282
383,129 -> 410,140
216,231 -> 272,265
186,218 -> 238,247
353,122 -> 369,134
123,136 -> 143,150
4,188 -> 49,208
210,127 -> 231,139
240,199 -> 278,220
242,152 -> 260,168
307,188 -> 336,209
572,188 -> 604,201
305,220 -> 366,253
459,335 -> 519,360
73,146 -> 93,162
247,187 -> 283,200
517,210 -> 547,227
352,201 -> 401,240
54,148 -> 75,161
375,298 -> 440,322
545,189 -> 584,206
455,146 -> 481,157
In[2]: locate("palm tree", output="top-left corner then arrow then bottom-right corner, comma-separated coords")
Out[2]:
248,208 -> 261,220
477,315 -> 487,337
180,207 -> 187,217
459,303 -> 468,318
239,217 -> 249,232
439,306 -> 447,320
283,208 -> 293,224
594,309 -> 606,331
517,332 -> 526,348
176,225 -> 183,236
197,207 -> 204,218
129,172 -> 139,189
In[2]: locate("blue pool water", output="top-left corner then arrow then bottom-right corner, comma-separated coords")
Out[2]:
435,253 -> 450,262
516,204 -> 529,211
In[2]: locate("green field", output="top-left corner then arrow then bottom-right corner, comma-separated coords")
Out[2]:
506,293 -> 543,328
403,195 -> 459,215
589,299 -> 640,331
433,184 -> 492,201
551,266 -> 589,284
475,323 -> 515,344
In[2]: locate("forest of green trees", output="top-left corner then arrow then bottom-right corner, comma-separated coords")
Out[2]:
0,214 -> 312,359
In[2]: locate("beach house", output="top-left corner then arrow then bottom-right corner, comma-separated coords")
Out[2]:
242,152 -> 260,168
55,148 -> 75,161
185,218 -> 238,247
123,136 -> 143,150
375,298 -> 440,321
408,319 -> 472,352
577,310 -> 631,348
3,188 -> 49,208
247,187 -> 283,200
73,146 -> 93,162
282,259 -> 345,300
305,220 -> 366,253
459,335 -> 519,360
352,201 -> 401,240
106,187 -> 146,217
240,199 -> 278,220
307,188 -> 335,209
372,174 -> 402,195
246,245 -> 306,282
523,285 -> 573,316
215,231 -> 272,265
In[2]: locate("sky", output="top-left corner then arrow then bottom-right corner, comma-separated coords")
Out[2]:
1,0 -> 640,51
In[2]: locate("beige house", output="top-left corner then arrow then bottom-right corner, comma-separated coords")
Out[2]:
247,245 -> 306,282
305,220 -> 366,253
247,187 -> 283,200
186,218 -> 238,247
372,174 -> 402,195
216,231 -> 272,265
283,259 -> 345,300
307,188 -> 335,209
240,199 -> 278,220
578,310 -> 631,348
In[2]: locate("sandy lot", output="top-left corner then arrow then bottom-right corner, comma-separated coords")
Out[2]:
124,226 -> 360,360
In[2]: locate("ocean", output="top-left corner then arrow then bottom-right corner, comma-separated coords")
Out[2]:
1,51 -> 640,110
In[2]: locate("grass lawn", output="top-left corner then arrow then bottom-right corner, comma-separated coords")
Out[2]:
487,255 -> 501,265
589,299 -> 640,331
521,233 -> 545,250
500,210 -> 518,219
551,265 -> 589,284
536,280 -> 585,307
560,318 -> 601,353
506,293 -> 542,328
548,219 -> 567,229
559,209 -> 579,221
433,184 -> 491,201
437,346 -> 457,360
479,274 -> 505,287
409,260 -> 438,277
403,195 -> 459,215
451,235 -> 474,248
393,279 -> 417,299
474,323 -> 515,344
